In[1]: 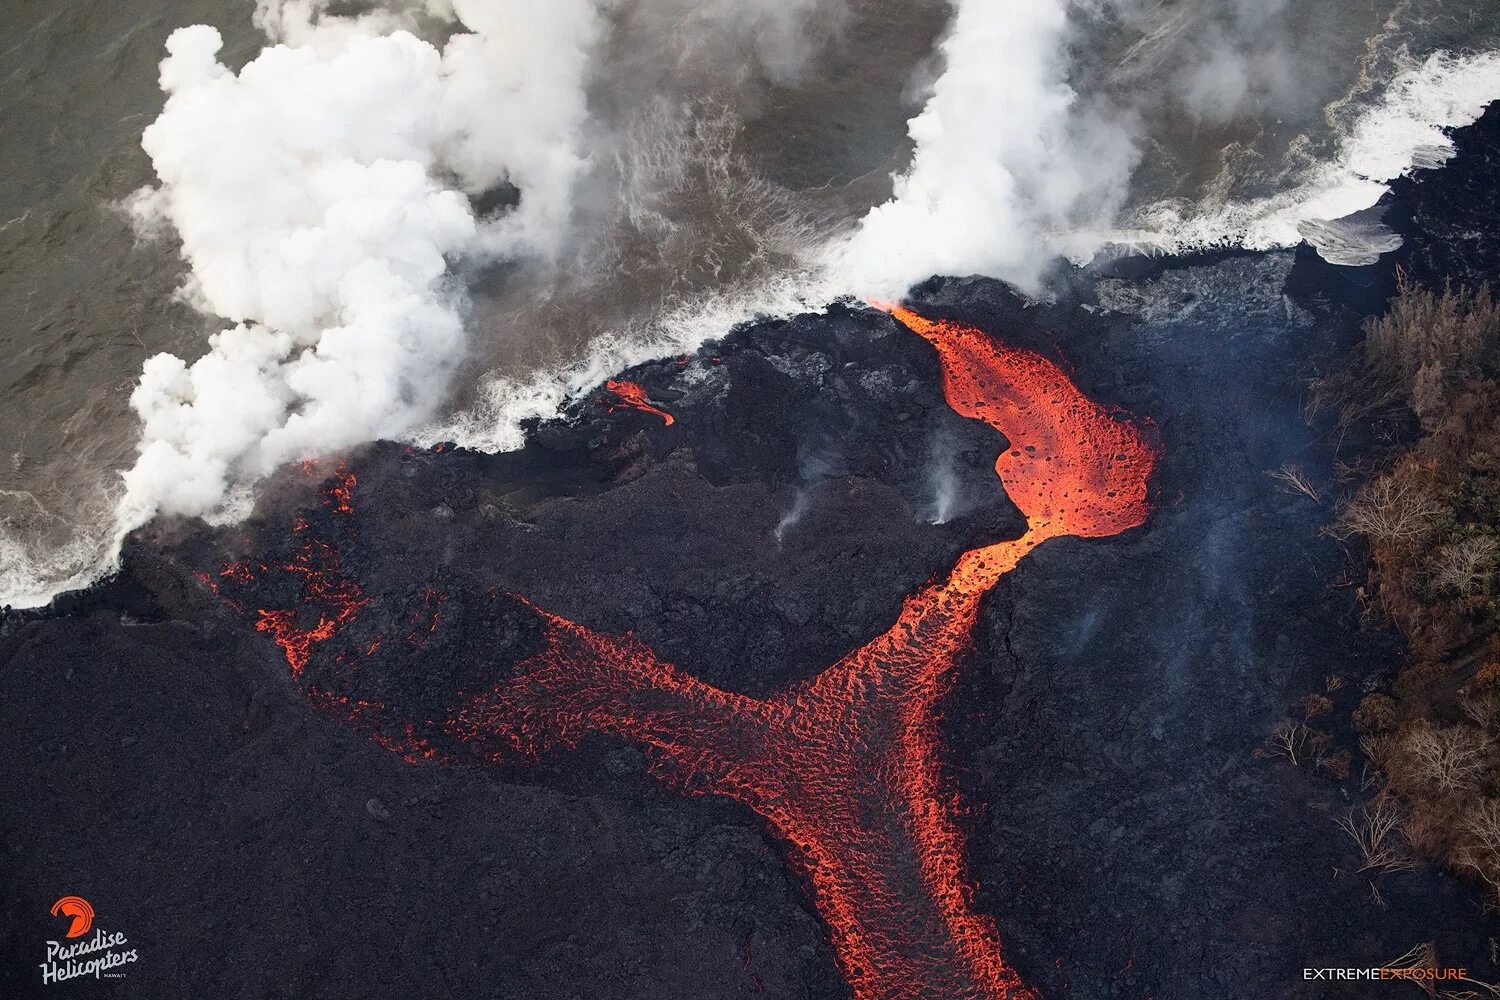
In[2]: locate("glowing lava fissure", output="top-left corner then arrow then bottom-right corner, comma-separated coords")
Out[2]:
603,378 -> 675,425
209,310 -> 1158,1000
251,464 -> 368,678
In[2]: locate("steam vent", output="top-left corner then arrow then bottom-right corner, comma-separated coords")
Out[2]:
5,3 -> 1500,997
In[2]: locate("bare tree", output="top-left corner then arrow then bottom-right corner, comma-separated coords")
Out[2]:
1267,720 -> 1311,766
1304,693 -> 1334,718
1429,537 -> 1499,595
1455,799 -> 1500,904
1399,724 -> 1492,795
1361,732 -> 1395,772
1461,688 -> 1500,732
1334,471 -> 1447,549
1335,796 -> 1418,873
1305,369 -> 1405,448
1462,801 -> 1500,854
1442,983 -> 1500,1000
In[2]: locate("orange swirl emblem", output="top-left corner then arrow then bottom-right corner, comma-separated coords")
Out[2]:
49,896 -> 94,938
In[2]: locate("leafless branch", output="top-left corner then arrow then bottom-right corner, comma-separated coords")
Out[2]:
1335,796 -> 1418,873
1268,462 -> 1321,501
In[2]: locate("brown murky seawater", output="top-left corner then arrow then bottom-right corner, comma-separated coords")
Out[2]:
1,0 -> 1497,604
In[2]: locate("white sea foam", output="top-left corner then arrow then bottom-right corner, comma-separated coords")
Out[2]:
1089,50 -> 1500,263
427,266 -> 837,452
6,3 -> 1500,611
0,486 -> 122,610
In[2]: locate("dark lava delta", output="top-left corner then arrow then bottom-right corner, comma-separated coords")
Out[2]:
5,108 -> 1500,1000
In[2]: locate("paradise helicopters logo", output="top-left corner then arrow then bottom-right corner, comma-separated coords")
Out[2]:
41,896 -> 140,985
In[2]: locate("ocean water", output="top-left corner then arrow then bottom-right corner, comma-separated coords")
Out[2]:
2,0 -> 1499,607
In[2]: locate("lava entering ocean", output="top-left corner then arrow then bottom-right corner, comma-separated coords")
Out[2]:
208,307 -> 1158,1000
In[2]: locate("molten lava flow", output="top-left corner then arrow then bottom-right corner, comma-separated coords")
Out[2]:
211,308 -> 1158,1000
603,378 -> 675,425
451,307 -> 1157,1000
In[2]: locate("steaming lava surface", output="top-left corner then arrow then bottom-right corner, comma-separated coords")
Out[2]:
6,113 -> 1500,1000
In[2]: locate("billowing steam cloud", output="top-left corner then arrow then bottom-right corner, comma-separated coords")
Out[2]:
118,0 -> 604,528
9,0 -> 1500,612
115,0 -> 1500,528
827,0 -> 1138,297
829,0 -> 1500,290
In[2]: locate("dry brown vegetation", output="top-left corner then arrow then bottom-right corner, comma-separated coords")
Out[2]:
1325,275 -> 1500,907
1333,469 -> 1447,549
1363,280 -> 1500,429
1383,941 -> 1500,999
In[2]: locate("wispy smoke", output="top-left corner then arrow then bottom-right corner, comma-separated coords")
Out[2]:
604,0 -> 851,100
1166,0 -> 1301,124
774,430 -> 844,546
774,489 -> 812,547
1096,0 -> 1311,125
927,468 -> 956,526
118,0 -> 605,529
923,432 -> 966,526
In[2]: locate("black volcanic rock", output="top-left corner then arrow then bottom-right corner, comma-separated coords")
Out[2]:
1390,102 -> 1500,288
7,113 -> 1500,999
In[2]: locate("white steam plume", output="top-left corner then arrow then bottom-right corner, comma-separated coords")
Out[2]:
826,0 -> 1138,298
117,0 -> 605,532
12,0 -> 1500,615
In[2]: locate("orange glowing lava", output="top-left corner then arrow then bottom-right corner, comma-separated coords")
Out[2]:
211,307 -> 1158,1000
253,536 -> 366,678
603,378 -> 675,425
252,462 -> 364,677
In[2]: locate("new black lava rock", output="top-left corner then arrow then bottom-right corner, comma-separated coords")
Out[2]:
5,110 -> 1500,1000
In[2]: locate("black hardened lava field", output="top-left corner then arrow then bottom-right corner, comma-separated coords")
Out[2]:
5,107 -> 1500,999
9,0 -> 1500,979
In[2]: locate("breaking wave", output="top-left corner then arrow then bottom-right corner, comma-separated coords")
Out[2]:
1093,50 -> 1500,263
426,267 -> 837,453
